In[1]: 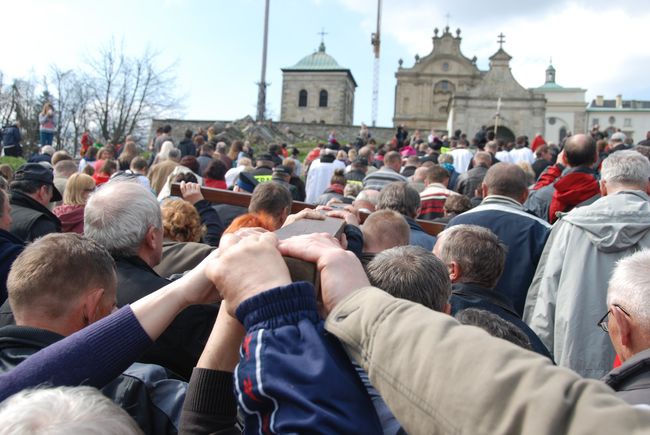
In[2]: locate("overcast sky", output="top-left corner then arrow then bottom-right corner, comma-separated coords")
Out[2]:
2,0 -> 648,127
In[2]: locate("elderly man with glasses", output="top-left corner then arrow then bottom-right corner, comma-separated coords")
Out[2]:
600,250 -> 650,405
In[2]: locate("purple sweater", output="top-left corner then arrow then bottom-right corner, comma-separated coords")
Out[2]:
0,306 -> 152,401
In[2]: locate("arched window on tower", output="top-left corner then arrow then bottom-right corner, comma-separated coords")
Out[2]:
319,90 -> 328,107
298,90 -> 308,107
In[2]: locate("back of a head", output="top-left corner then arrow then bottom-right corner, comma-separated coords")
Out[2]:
564,134 -> 597,167
607,250 -> 650,332
85,180 -> 162,257
361,209 -> 410,253
0,386 -> 142,435
485,141 -> 498,153
224,212 -> 278,234
601,150 -> 650,191
444,194 -> 472,215
483,163 -> 527,199
367,245 -> 451,312
377,182 -> 420,218
130,156 -> 148,173
473,151 -> 492,168
426,165 -> 450,184
436,224 -> 506,289
51,151 -> 73,167
249,182 -> 292,228
455,308 -> 532,351
384,151 -> 401,168
356,189 -> 380,206
438,153 -> 453,165
54,160 -> 78,178
161,198 -> 203,243
204,159 -> 227,180
41,145 -> 55,156
8,233 -> 116,322
63,173 -> 95,206
330,168 -> 346,185
412,166 -> 431,183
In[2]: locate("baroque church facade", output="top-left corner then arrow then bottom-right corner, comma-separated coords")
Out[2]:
393,27 -> 586,143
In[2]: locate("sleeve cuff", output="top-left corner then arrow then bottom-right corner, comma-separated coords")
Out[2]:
236,282 -> 319,330
183,368 -> 236,416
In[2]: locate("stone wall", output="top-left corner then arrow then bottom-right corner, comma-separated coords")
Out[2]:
150,117 -> 396,149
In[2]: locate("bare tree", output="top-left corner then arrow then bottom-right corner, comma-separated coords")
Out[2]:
49,67 -> 91,154
85,40 -> 180,145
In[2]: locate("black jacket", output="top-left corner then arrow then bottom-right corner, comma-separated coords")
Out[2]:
0,324 -> 186,434
178,138 -> 196,157
115,256 -> 218,380
450,282 -> 553,360
602,348 -> 650,405
0,229 -> 23,304
9,190 -> 61,242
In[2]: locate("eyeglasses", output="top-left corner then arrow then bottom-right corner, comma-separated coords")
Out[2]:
597,304 -> 631,332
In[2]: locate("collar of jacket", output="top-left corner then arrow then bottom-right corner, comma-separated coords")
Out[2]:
0,325 -> 63,349
481,195 -> 524,210
10,190 -> 58,219
0,228 -> 25,246
113,255 -> 162,277
404,215 -> 425,232
601,347 -> 650,388
451,282 -> 519,317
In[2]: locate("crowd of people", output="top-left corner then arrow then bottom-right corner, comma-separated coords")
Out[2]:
0,120 -> 648,433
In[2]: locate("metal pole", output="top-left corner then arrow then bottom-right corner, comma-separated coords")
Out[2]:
256,0 -> 270,122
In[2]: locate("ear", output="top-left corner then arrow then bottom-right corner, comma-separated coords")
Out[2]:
443,302 -> 452,315
144,226 -> 158,251
645,180 -> 650,196
611,305 -> 633,348
81,288 -> 105,325
414,206 -> 421,218
481,182 -> 489,198
448,261 -> 461,283
600,179 -> 608,197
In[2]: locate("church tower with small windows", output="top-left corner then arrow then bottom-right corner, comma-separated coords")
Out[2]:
280,42 -> 356,125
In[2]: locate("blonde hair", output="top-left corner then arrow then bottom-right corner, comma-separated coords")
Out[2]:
40,102 -> 53,115
63,173 -> 95,205
161,198 -> 204,242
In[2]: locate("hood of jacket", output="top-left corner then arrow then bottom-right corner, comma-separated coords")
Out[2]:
561,190 -> 650,252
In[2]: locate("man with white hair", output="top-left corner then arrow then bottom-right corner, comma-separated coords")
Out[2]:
84,180 -> 217,379
601,250 -> 650,405
525,150 -> 650,379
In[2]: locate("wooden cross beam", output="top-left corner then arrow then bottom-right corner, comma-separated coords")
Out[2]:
170,183 -> 446,236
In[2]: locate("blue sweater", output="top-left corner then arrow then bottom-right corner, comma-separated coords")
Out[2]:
0,306 -> 151,401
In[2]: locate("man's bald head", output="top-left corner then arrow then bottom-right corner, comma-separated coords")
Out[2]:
482,163 -> 528,203
564,134 -> 597,167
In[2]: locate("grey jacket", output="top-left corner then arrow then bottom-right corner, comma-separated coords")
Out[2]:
326,287 -> 650,434
524,190 -> 650,379
602,348 -> 650,406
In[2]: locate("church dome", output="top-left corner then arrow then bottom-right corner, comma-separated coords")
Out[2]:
285,43 -> 347,70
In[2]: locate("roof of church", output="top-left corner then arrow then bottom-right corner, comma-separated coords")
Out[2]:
284,42 -> 347,71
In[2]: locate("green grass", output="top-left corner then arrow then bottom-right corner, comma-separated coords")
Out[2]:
0,157 -> 27,171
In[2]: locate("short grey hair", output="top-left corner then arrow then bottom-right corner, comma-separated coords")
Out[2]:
607,250 -> 650,329
455,308 -> 532,351
367,245 -> 451,312
0,386 -> 142,434
437,225 -> 507,288
356,189 -> 380,206
601,150 -> 650,190
377,182 -> 420,218
84,180 -> 162,257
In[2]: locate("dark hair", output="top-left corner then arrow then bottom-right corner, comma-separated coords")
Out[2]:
174,172 -> 198,184
455,308 -> 532,351
330,169 -> 346,185
483,163 -> 528,199
184,129 -> 193,139
163,124 -> 172,134
180,156 -> 200,174
426,165 -> 451,184
203,159 -> 227,180
249,183 -> 292,224
130,156 -> 148,172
